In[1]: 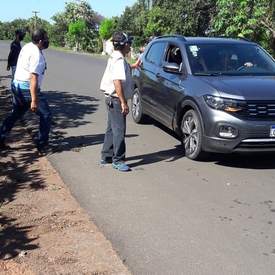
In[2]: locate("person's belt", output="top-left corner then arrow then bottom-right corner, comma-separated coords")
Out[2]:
104,93 -> 119,99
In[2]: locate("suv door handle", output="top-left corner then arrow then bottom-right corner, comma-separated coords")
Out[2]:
156,73 -> 161,78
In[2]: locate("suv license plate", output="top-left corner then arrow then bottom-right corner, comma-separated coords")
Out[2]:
270,126 -> 275,137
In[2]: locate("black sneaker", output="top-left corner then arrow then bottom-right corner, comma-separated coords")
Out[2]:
100,158 -> 112,166
36,142 -> 50,156
0,140 -> 11,151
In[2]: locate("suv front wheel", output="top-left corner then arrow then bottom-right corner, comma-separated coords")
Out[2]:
131,88 -> 145,123
181,109 -> 204,160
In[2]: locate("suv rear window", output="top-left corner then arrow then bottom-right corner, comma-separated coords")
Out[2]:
146,42 -> 166,66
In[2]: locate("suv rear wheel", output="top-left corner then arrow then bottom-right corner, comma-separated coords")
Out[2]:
181,109 -> 204,160
131,88 -> 145,123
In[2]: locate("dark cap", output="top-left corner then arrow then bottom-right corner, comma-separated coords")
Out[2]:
112,32 -> 133,46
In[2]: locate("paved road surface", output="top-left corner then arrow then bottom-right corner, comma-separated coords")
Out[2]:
1,41 -> 275,275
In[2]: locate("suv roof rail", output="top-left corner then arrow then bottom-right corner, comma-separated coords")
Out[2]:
209,35 -> 252,42
155,34 -> 187,41
236,37 -> 251,42
209,35 -> 251,42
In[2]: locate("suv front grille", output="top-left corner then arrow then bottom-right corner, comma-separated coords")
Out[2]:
238,101 -> 275,119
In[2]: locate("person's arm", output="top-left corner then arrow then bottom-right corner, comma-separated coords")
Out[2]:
113,79 -> 129,115
30,73 -> 39,112
7,44 -> 13,70
7,55 -> 11,70
131,58 -> 142,69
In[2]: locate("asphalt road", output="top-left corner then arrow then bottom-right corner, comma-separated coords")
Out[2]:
1,41 -> 275,275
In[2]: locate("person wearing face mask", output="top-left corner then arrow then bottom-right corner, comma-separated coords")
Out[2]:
0,29 -> 51,153
7,29 -> 26,80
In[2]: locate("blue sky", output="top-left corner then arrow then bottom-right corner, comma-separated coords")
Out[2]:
0,0 -> 137,22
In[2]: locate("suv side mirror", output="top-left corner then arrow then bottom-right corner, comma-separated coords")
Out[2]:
163,62 -> 182,74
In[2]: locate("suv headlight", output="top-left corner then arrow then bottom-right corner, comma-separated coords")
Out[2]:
204,95 -> 245,113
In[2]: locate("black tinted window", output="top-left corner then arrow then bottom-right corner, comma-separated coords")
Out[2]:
165,45 -> 183,65
146,42 -> 166,65
186,43 -> 275,76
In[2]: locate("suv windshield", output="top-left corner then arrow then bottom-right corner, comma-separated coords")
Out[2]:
186,43 -> 275,76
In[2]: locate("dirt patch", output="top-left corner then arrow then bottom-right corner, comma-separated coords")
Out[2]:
0,87 -> 130,274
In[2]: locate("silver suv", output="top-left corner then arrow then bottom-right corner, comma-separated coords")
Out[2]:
131,35 -> 275,160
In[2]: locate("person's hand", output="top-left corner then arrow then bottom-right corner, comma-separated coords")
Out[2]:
121,101 -> 129,115
7,65 -> 10,71
31,100 -> 38,112
244,62 -> 253,68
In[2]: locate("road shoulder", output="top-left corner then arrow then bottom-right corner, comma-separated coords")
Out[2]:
0,88 -> 130,274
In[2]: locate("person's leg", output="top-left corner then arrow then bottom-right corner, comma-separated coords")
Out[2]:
101,97 -> 114,162
110,98 -> 126,164
11,66 -> 16,80
36,93 -> 52,147
0,91 -> 29,143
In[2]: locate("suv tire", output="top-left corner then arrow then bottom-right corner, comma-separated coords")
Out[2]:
131,88 -> 145,123
181,109 -> 205,160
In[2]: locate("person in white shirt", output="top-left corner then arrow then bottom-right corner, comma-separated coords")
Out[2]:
0,29 -> 51,153
100,32 -> 134,172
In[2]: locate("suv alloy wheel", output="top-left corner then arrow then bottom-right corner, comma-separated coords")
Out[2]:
131,88 -> 145,123
181,109 -> 204,160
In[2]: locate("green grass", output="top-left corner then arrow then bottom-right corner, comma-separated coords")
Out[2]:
49,45 -> 107,59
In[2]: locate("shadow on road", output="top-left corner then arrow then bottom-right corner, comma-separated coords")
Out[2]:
143,117 -> 275,170
47,90 -> 99,129
0,74 -> 11,81
51,133 -> 104,152
50,133 -> 139,153
23,90 -> 100,153
128,145 -> 184,168
210,152 -> 275,170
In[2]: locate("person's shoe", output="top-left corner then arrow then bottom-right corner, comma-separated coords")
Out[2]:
100,157 -> 112,164
36,142 -> 50,156
112,162 -> 131,172
0,140 -> 11,151
100,158 -> 112,166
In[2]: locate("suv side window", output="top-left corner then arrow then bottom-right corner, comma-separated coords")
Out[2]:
165,45 -> 183,66
146,42 -> 166,66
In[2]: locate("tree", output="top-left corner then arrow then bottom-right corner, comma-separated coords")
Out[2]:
211,0 -> 274,55
114,0 -> 151,47
149,0 -> 216,36
115,0 -> 217,47
116,6 -> 135,33
50,12 -> 68,47
144,6 -> 171,37
0,19 -> 29,40
260,0 -> 275,55
99,18 -> 115,40
27,16 -> 51,33
67,20 -> 87,50
51,0 -> 102,51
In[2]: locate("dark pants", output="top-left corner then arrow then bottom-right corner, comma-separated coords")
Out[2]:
11,66 -> 16,80
101,97 -> 126,163
0,84 -> 52,146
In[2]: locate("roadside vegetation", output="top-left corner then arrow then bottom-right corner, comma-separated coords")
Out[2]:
0,0 -> 274,56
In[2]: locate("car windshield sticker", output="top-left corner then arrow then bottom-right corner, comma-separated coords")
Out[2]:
189,45 -> 199,57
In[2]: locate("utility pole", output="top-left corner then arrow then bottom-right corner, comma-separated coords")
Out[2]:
32,11 -> 40,30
